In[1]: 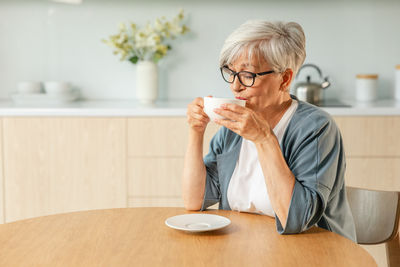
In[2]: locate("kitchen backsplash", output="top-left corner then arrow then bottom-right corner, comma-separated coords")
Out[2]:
1,0 -> 399,101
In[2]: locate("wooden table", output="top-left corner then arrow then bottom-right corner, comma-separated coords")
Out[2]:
0,207 -> 376,267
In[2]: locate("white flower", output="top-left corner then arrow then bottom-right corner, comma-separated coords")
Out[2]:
103,10 -> 189,63
118,23 -> 126,31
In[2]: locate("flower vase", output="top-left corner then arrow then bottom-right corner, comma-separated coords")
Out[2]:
136,60 -> 158,104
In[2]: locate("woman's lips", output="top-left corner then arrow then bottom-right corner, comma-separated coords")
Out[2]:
235,97 -> 248,100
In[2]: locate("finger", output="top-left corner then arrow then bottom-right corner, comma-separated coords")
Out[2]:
190,104 -> 204,114
188,111 -> 209,122
188,106 -> 210,121
195,105 -> 210,118
192,97 -> 205,107
220,103 -> 247,113
214,118 -> 239,133
188,102 -> 208,117
214,108 -> 241,122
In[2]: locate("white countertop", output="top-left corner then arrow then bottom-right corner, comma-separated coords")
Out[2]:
0,98 -> 400,117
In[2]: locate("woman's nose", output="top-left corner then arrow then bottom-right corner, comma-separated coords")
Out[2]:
231,76 -> 245,92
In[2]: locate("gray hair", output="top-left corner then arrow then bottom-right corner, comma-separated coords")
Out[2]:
219,20 -> 306,76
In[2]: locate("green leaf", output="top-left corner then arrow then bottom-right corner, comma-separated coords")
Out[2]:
129,56 -> 139,64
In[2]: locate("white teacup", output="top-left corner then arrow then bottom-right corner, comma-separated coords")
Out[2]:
17,81 -> 42,94
44,81 -> 71,95
203,96 -> 246,121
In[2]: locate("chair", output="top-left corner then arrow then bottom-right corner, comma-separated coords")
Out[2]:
346,186 -> 400,267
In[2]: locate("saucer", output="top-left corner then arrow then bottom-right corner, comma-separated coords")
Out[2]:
165,214 -> 231,232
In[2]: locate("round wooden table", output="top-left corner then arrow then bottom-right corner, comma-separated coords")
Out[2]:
0,207 -> 376,267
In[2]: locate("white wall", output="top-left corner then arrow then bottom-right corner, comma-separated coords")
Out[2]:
1,0 -> 399,101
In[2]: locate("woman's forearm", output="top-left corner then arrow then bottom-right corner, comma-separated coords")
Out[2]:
256,135 -> 295,228
182,129 -> 207,210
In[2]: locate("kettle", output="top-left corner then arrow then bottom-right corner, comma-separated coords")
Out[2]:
293,63 -> 330,105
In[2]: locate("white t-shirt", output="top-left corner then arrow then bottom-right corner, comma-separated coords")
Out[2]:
227,100 -> 298,217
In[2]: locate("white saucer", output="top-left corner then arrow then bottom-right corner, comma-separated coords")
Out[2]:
165,214 -> 231,232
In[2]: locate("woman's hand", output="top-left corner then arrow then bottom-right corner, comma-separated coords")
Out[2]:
186,97 -> 210,133
214,104 -> 274,143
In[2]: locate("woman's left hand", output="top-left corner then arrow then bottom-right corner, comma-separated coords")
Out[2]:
214,104 -> 274,143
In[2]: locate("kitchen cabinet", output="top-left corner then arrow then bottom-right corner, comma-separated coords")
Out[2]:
2,118 -> 127,223
0,115 -> 398,222
126,117 -> 220,207
126,115 -> 400,207
125,115 -> 400,209
335,116 -> 400,157
335,116 -> 400,191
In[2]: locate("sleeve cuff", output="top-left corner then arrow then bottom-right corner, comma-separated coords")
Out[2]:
276,180 -> 327,234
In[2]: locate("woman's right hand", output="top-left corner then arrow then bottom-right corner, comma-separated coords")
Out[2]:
186,97 -> 210,133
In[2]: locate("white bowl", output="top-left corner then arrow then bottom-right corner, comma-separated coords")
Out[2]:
17,81 -> 42,94
203,96 -> 246,121
44,81 -> 71,95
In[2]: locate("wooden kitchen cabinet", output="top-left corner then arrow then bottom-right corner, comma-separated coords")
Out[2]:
345,158 -> 400,191
0,115 -> 398,224
2,118 -> 127,223
126,117 -> 220,207
334,116 -> 400,191
127,117 -> 220,157
128,158 -> 185,207
127,117 -> 188,157
125,115 -> 400,207
334,116 -> 400,157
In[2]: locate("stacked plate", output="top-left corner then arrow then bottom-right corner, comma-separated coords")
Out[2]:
11,91 -> 79,105
12,81 -> 79,105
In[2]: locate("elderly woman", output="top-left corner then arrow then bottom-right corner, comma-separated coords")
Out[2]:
182,20 -> 356,241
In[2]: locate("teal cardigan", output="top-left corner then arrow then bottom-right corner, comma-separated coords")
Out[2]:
201,97 -> 357,242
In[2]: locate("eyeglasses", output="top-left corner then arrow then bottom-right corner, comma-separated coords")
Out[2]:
220,66 -> 275,87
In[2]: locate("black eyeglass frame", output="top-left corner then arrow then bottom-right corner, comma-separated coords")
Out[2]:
220,66 -> 275,87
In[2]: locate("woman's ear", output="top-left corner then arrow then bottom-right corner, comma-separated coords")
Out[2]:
280,68 -> 293,91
